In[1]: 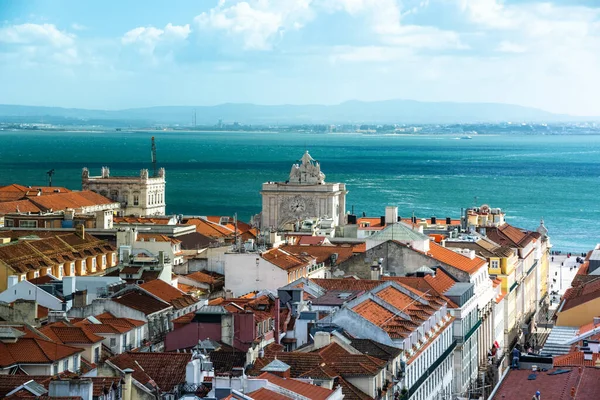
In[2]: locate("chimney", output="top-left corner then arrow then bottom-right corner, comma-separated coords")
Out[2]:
159,251 -> 165,266
385,206 -> 398,225
75,224 -> 85,239
431,216 -> 437,224
122,368 -> 134,400
380,216 -> 386,227
314,331 -> 331,350
446,217 -> 452,225
274,297 -> 281,344
370,262 -> 381,281
73,290 -> 88,308
7,275 -> 18,288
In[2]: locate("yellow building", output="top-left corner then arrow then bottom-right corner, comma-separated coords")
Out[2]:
556,274 -> 600,327
0,227 -> 117,291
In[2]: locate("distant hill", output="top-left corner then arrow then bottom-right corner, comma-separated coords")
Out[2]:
0,100 -> 591,125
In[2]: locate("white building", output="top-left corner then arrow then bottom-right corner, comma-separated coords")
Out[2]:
223,248 -> 321,297
82,166 -> 166,216
259,151 -> 347,233
324,280 -> 455,400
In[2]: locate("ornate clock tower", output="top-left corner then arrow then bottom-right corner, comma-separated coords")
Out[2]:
259,151 -> 347,231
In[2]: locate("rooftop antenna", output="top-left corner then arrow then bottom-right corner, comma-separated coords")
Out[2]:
151,137 -> 157,177
46,169 -> 55,187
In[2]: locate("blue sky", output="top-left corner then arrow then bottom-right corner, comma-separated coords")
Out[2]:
1,0 -> 599,115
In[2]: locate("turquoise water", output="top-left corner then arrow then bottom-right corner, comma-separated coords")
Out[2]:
1,130 -> 599,252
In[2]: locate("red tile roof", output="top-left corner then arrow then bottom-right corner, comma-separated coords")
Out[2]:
425,242 -> 486,274
247,387 -> 289,400
0,337 -> 83,368
140,279 -> 197,310
114,216 -> 173,224
561,277 -> 600,312
256,372 -> 336,400
137,233 -> 181,244
28,191 -> 116,211
39,324 -> 104,344
279,245 -> 356,265
112,289 -> 172,315
182,218 -> 234,239
108,351 -> 191,392
554,352 -> 600,367
261,248 -> 312,271
311,278 -> 382,292
0,199 -> 42,214
297,236 -> 327,245
185,270 -> 216,284
492,367 -> 600,400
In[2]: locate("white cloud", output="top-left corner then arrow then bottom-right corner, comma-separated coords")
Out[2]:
0,23 -> 75,47
71,23 -> 87,31
122,23 -> 191,55
0,23 -> 80,66
195,0 -> 313,50
496,40 -> 526,53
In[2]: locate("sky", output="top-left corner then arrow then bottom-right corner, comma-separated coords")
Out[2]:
0,0 -> 599,116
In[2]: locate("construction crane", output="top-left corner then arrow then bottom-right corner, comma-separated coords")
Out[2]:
151,137 -> 157,177
46,169 -> 55,187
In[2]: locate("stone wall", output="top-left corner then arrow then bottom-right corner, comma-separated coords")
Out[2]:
333,240 -> 471,282
0,299 -> 38,325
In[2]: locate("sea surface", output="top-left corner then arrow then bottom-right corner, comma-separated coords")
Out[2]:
1,130 -> 599,252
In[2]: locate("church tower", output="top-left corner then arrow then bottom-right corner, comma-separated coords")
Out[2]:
259,151 -> 347,232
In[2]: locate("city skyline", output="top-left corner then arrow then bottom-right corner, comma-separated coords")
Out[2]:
1,0 -> 600,116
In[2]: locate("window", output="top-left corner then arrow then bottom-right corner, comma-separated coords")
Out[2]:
63,358 -> 69,372
59,265 -> 64,277
94,347 -> 100,363
102,255 -> 106,266
133,194 -> 140,206
34,271 -> 39,278
70,263 -> 75,275
73,355 -> 79,371
110,338 -> 116,347
491,260 -> 499,269
20,220 -> 37,228
53,363 -> 58,375
112,253 -> 116,265
92,259 -> 96,269
5,219 -> 14,227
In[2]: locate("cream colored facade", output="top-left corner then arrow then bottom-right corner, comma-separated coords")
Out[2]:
82,167 -> 166,216
556,296 -> 600,327
259,151 -> 347,232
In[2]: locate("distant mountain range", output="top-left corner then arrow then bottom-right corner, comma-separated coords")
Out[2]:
0,100 -> 593,125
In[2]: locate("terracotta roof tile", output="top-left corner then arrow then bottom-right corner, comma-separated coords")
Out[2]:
0,199 -> 42,214
492,367 -> 600,400
137,233 -> 181,244
38,324 -> 104,344
28,191 -> 116,211
425,242 -> 486,274
182,218 -> 234,239
279,245 -> 356,265
139,279 -> 197,310
247,387 -> 289,400
114,216 -> 173,224
109,352 -> 191,392
261,248 -> 312,271
0,337 -> 83,368
256,372 -> 336,400
112,290 -> 171,315
185,270 -> 216,284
